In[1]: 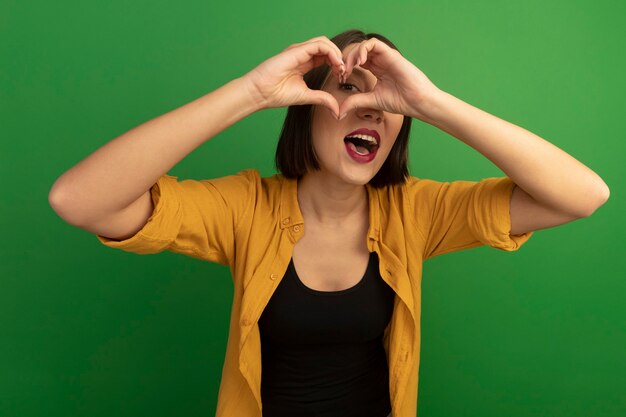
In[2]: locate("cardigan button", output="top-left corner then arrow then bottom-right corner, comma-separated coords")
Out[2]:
282,218 -> 290,225
293,225 -> 301,232
270,273 -> 277,280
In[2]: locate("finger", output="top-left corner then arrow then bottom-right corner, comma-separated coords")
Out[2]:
310,36 -> 345,65
358,40 -> 374,67
286,36 -> 331,49
341,43 -> 362,82
342,39 -> 385,82
298,36 -> 345,67
305,90 -> 340,119
299,40 -> 345,75
342,41 -> 371,83
338,92 -> 379,119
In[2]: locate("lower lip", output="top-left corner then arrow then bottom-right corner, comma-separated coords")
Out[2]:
344,142 -> 378,163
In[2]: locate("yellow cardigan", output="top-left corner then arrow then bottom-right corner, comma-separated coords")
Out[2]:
96,169 -> 533,417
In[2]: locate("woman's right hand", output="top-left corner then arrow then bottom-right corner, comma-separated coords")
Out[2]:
242,36 -> 346,118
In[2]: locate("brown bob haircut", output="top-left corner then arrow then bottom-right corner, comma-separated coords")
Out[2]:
274,28 -> 413,188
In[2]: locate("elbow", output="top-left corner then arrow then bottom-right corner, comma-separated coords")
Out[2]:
577,182 -> 610,218
48,183 -> 65,215
48,184 -> 83,226
49,187 -> 69,222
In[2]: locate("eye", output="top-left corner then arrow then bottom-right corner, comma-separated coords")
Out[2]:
338,83 -> 360,92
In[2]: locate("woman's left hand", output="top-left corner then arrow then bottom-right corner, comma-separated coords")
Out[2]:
338,38 -> 442,122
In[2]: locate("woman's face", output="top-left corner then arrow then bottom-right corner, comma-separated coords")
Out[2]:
309,42 -> 405,186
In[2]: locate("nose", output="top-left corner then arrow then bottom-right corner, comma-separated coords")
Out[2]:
355,106 -> 383,123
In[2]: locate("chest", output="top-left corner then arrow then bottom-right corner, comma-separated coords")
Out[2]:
291,219 -> 371,292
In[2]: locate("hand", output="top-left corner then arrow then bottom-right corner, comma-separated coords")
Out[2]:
338,38 -> 442,122
242,36 -> 346,118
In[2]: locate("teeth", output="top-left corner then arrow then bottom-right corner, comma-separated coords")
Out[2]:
346,133 -> 378,145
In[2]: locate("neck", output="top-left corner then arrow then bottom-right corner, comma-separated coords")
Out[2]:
297,172 -> 368,226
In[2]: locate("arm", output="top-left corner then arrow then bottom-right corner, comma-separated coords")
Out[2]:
336,38 -> 608,236
50,36 -> 347,239
49,76 -> 263,227
418,90 -> 610,235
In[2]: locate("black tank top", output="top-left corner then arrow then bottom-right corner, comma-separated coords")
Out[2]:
258,251 -> 395,417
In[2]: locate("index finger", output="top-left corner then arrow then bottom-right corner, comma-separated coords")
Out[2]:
292,36 -> 345,67
297,40 -> 346,75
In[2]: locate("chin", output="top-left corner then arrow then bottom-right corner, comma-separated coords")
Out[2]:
339,170 -> 377,186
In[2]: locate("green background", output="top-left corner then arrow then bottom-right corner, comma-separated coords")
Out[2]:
1,0 -> 624,416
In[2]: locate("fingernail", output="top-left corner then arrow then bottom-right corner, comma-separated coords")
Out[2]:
339,112 -> 347,120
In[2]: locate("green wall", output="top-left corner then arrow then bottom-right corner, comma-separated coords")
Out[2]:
1,0 -> 623,416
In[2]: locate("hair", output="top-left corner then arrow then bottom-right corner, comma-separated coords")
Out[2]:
274,29 -> 413,188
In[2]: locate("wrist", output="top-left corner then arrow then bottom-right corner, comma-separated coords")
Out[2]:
236,74 -> 269,113
410,86 -> 448,124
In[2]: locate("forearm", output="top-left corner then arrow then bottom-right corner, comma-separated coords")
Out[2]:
419,89 -> 610,217
49,76 -> 263,224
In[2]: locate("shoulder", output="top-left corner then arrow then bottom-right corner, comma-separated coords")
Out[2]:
231,168 -> 282,188
201,168 -> 289,204
402,175 -> 447,193
195,168 -> 264,192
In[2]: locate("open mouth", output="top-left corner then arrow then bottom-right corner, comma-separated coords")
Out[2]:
343,135 -> 379,155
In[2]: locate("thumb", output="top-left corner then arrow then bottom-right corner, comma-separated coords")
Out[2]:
305,90 -> 340,119
338,92 -> 378,119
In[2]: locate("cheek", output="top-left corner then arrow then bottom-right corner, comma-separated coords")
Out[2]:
383,143 -> 395,157
310,124 -> 335,151
384,133 -> 401,154
390,120 -> 404,143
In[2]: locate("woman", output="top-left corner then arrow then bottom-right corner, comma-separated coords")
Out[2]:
49,29 -> 609,417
